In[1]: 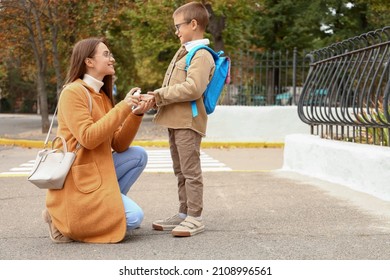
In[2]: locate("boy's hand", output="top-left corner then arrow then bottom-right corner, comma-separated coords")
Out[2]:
140,94 -> 155,102
139,94 -> 156,114
140,94 -> 155,108
146,91 -> 158,110
132,96 -> 155,115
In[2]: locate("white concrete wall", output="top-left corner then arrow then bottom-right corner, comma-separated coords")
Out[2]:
204,105 -> 310,142
204,106 -> 390,201
283,134 -> 390,202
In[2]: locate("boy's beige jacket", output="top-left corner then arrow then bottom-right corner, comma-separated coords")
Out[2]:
46,79 -> 142,243
153,46 -> 215,136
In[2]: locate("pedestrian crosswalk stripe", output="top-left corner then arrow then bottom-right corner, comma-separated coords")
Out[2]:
0,149 -> 231,177
144,150 -> 231,172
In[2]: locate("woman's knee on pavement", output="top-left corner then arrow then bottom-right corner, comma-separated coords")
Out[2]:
126,207 -> 144,229
131,146 -> 148,168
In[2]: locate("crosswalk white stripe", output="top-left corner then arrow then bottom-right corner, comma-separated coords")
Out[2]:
0,149 -> 231,176
146,163 -> 227,168
1,172 -> 30,175
20,163 -> 34,167
144,167 -> 232,173
147,159 -> 221,163
10,167 -> 32,171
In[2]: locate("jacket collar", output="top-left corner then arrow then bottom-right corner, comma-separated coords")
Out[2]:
184,39 -> 210,52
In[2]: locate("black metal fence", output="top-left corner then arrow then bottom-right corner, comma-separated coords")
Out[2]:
221,48 -> 310,106
298,26 -> 390,146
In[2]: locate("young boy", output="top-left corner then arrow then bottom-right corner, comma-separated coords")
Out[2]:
148,1 -> 215,237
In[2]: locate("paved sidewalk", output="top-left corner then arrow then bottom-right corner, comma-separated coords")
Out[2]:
1,148 -> 390,259
0,113 -> 390,260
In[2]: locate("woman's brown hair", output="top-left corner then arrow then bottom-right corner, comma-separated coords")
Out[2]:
65,37 -> 114,105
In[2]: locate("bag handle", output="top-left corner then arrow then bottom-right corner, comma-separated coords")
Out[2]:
51,136 -> 68,153
44,84 -> 92,151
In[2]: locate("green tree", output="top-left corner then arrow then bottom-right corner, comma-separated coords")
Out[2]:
363,0 -> 390,28
0,0 -> 134,130
205,0 -> 258,52
251,0 -> 327,51
310,0 -> 390,47
0,0 -> 52,130
114,0 -> 257,90
1,0 -> 390,116
118,0 -> 180,91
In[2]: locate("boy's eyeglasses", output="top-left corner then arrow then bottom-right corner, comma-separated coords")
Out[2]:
174,21 -> 191,31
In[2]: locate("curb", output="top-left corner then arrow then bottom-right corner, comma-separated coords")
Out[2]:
0,138 -> 284,149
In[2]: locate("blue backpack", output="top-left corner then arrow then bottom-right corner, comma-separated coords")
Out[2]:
185,45 -> 231,117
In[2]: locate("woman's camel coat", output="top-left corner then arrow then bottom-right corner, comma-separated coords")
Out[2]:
46,79 -> 142,243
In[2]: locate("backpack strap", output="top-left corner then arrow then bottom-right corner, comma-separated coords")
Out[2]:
185,45 -> 217,70
185,45 -> 216,117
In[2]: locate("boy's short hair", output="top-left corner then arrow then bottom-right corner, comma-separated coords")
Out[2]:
173,1 -> 209,31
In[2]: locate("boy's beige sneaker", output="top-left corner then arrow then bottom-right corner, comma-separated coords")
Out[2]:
42,209 -> 73,243
171,216 -> 205,237
152,214 -> 185,231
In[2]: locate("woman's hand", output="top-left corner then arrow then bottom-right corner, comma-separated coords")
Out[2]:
124,88 -> 156,115
132,94 -> 156,115
124,87 -> 141,108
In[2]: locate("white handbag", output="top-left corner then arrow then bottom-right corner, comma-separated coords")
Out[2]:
28,136 -> 77,189
28,85 -> 92,190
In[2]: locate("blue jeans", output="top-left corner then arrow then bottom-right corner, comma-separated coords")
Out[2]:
113,146 -> 147,230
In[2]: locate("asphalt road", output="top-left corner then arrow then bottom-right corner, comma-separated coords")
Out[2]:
1,146 -> 390,260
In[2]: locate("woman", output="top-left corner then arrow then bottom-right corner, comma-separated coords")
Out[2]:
42,37 -> 154,243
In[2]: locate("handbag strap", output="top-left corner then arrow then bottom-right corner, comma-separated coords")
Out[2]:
44,105 -> 58,146
44,84 -> 92,150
